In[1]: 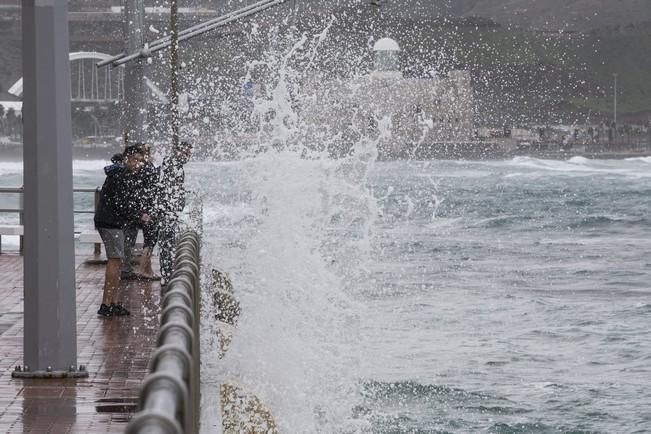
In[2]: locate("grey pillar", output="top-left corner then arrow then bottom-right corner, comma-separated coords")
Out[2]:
15,0 -> 84,378
122,0 -> 147,145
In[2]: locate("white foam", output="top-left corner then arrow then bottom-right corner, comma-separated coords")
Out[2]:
625,156 -> 651,163
506,155 -> 651,177
206,149 -> 376,433
0,159 -> 109,178
567,156 -> 591,164
72,159 -> 109,172
196,28 -> 383,432
0,161 -> 22,176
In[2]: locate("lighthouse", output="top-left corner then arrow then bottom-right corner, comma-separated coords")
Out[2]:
373,37 -> 402,78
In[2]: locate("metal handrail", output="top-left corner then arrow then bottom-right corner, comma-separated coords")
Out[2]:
0,186 -> 99,215
0,187 -> 23,193
126,230 -> 201,434
0,186 -> 202,255
0,186 -> 101,253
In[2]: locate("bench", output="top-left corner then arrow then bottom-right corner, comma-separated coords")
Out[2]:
78,232 -> 102,255
0,224 -> 24,236
0,225 -> 144,255
0,224 -> 24,253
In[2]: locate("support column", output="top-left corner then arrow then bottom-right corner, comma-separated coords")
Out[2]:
15,0 -> 85,378
122,0 -> 147,145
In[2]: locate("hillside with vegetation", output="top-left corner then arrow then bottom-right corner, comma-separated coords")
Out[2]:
0,1 -> 649,129
285,7 -> 651,126
457,0 -> 651,31
442,17 -> 651,125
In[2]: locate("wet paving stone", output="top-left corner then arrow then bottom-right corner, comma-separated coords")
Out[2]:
0,253 -> 162,433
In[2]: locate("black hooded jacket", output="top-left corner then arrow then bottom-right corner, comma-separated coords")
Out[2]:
135,161 -> 160,217
94,164 -> 146,229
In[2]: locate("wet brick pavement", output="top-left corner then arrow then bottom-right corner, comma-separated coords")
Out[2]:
0,253 -> 162,433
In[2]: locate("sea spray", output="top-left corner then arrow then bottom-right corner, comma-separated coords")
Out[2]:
191,21 -> 389,432
218,113 -> 389,433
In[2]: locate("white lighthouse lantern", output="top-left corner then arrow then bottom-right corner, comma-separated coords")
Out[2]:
373,37 -> 401,77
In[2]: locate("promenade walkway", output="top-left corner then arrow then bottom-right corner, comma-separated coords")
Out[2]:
0,253 -> 162,433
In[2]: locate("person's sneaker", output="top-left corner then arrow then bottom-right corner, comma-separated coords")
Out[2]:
120,272 -> 138,280
110,303 -> 130,316
97,303 -> 112,317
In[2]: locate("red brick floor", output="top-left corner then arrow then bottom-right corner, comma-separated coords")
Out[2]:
0,253 -> 162,433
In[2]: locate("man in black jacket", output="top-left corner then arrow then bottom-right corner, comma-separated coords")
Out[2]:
135,142 -> 161,279
121,142 -> 161,280
94,145 -> 150,317
157,140 -> 192,285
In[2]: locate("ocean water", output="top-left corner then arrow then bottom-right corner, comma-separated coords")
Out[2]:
2,155 -> 650,433
196,155 -> 651,434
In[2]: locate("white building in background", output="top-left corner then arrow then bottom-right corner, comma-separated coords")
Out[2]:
300,37 -> 475,158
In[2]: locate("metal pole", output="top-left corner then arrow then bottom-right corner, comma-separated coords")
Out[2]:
107,0 -> 287,67
94,188 -> 101,255
16,0 -> 84,378
170,0 -> 180,148
104,0 -> 281,66
613,72 -> 618,148
122,0 -> 148,146
613,73 -> 617,126
18,185 -> 23,255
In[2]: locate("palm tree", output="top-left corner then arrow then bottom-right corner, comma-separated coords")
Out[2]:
6,108 -> 16,139
0,104 -> 5,136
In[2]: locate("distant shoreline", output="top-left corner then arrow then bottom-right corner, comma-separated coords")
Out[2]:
2,142 -> 649,162
1,143 -> 118,161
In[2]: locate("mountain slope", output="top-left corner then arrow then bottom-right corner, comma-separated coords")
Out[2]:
459,0 -> 651,30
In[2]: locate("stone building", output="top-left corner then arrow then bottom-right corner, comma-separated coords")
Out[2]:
299,37 -> 475,158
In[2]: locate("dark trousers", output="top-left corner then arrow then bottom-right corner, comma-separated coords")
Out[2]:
122,224 -> 138,276
142,219 -> 159,250
159,218 -> 179,282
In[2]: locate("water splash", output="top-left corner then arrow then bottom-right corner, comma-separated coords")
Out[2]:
196,23 -> 391,433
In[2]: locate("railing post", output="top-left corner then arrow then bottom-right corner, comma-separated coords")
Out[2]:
188,235 -> 201,433
18,185 -> 24,255
93,187 -> 101,255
